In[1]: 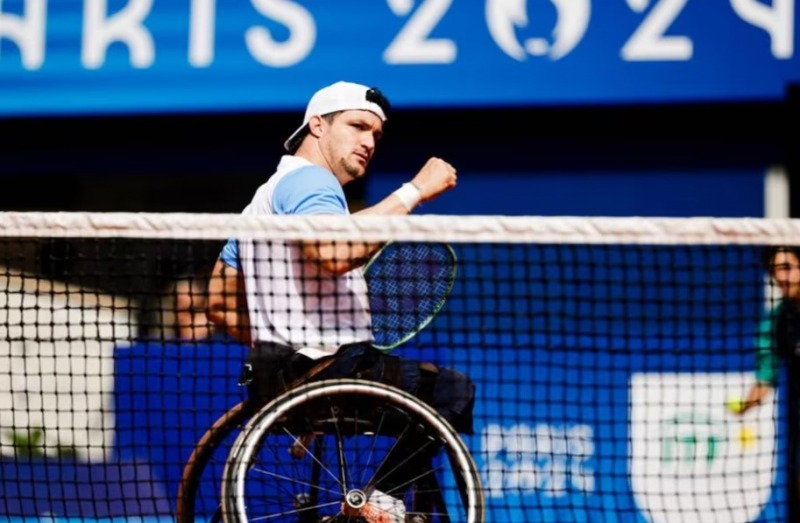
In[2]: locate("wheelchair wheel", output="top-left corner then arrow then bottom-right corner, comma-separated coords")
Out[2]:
177,401 -> 254,523
221,379 -> 484,523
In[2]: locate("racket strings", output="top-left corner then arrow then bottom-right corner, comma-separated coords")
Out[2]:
366,243 -> 456,349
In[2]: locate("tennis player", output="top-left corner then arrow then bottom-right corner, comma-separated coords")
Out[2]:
207,81 -> 475,523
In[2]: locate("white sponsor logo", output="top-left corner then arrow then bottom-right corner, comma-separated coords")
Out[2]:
630,372 -> 776,523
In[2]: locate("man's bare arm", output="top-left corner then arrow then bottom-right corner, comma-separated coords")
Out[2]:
207,259 -> 251,345
302,157 -> 458,275
735,382 -> 773,414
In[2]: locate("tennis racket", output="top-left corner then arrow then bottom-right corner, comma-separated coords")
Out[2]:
364,241 -> 457,351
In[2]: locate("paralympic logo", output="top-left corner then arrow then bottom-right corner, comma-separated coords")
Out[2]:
485,0 -> 590,60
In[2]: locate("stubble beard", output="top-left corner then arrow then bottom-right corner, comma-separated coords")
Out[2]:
340,157 -> 366,182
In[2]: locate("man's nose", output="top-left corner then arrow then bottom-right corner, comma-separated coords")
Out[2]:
362,134 -> 375,150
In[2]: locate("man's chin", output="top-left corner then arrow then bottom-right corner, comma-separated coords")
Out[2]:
344,164 -> 367,180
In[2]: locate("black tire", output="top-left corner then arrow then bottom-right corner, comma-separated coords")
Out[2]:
177,401 -> 253,523
221,379 -> 484,523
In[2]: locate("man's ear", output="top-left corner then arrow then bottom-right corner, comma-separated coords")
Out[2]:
307,115 -> 325,138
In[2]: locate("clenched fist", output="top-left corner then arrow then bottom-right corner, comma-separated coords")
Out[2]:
410,157 -> 457,202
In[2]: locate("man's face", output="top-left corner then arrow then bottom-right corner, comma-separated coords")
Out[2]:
771,250 -> 800,300
319,110 -> 384,183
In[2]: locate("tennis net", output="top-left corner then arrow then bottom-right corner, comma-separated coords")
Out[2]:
0,211 -> 796,523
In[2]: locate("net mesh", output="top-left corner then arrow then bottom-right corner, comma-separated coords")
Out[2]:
0,212 -> 796,523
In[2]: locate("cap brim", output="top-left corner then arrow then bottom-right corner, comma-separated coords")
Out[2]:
284,123 -> 308,152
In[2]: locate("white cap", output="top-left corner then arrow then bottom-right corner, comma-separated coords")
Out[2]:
284,81 -> 389,152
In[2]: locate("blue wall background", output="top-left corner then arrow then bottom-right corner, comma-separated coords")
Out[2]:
367,168 -> 768,217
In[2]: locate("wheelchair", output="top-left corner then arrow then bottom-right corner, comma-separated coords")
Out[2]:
177,378 -> 485,523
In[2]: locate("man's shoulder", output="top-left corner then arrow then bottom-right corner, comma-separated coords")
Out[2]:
274,164 -> 340,197
246,163 -> 331,201
274,155 -> 332,179
280,164 -> 336,183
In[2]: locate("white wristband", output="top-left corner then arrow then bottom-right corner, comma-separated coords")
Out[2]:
393,183 -> 421,211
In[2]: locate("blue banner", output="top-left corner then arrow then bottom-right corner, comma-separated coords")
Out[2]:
0,0 -> 797,116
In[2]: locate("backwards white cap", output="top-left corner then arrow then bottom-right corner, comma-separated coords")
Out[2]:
284,81 -> 389,152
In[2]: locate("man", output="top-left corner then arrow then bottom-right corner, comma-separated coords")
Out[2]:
734,246 -> 800,508
735,246 -> 800,413
206,81 -> 474,523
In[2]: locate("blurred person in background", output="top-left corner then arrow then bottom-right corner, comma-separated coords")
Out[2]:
735,246 -> 800,413
152,275 -> 215,343
733,245 -> 800,503
206,80 -> 473,523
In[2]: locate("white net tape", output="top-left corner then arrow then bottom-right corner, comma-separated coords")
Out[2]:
0,211 -> 799,244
